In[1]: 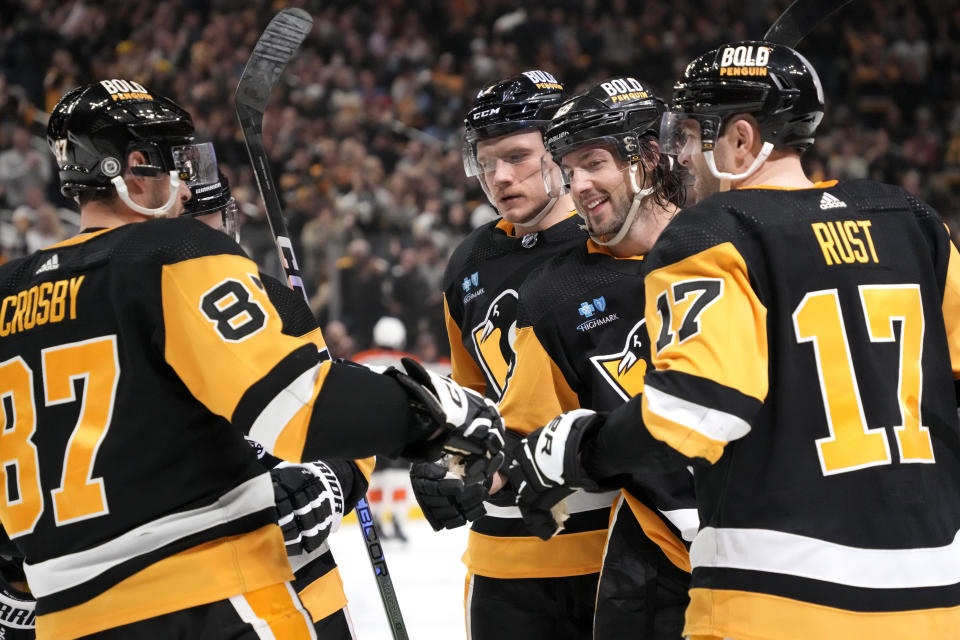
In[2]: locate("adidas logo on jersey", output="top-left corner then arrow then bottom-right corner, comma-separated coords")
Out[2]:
35,253 -> 59,274
819,193 -> 847,210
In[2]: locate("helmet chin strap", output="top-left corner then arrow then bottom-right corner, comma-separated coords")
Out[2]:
521,194 -> 559,228
704,141 -> 774,192
589,163 -> 653,247
111,171 -> 182,217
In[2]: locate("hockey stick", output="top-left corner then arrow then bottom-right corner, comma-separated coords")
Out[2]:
763,0 -> 854,47
236,9 -> 409,640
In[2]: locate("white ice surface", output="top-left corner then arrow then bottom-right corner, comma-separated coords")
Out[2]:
328,520 -> 470,640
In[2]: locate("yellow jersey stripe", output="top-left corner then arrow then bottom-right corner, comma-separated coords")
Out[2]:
464,529 -> 607,578
684,587 -> 960,640
622,491 -> 691,572
35,524 -> 291,640
24,474 -> 274,597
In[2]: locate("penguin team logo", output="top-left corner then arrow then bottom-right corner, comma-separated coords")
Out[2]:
589,319 -> 649,401
471,289 -> 519,398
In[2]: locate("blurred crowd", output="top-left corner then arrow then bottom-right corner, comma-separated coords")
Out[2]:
1,0 -> 958,358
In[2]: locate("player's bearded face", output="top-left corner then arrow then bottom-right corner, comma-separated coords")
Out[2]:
475,131 -> 552,224
676,119 -> 721,203
564,144 -> 634,238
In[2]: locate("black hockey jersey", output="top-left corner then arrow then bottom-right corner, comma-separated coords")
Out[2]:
0,219 -> 416,638
589,180 -> 960,639
443,215 -> 585,401
500,239 -> 696,575
444,215 -> 605,578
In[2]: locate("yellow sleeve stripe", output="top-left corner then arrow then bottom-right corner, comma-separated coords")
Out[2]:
162,255 -> 310,420
352,457 -> 376,481
444,294 -> 487,394
642,391 -> 728,463
248,360 -> 333,463
942,241 -> 960,379
299,326 -> 327,351
645,241 -> 768,402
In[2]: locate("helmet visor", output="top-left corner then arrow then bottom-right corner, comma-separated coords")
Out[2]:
171,141 -> 219,187
541,155 -> 566,199
462,125 -> 546,178
550,137 -> 630,192
659,112 -> 722,157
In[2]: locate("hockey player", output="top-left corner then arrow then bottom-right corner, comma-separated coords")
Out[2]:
515,42 -> 960,639
0,80 -> 503,640
502,77 -> 696,639
181,171 -> 373,639
411,70 -> 609,640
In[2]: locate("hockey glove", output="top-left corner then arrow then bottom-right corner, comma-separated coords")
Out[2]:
511,409 -> 602,541
389,357 -> 506,485
410,459 -> 487,531
271,460 -> 345,556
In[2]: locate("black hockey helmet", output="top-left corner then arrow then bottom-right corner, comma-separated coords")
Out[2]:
47,80 -> 196,198
544,78 -> 681,247
462,70 -> 565,177
181,170 -> 239,241
544,76 -> 665,166
662,41 -> 824,155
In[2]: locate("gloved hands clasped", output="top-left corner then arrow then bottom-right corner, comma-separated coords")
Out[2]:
511,409 -> 603,541
410,429 -> 525,531
409,458 -> 488,531
389,357 -> 506,485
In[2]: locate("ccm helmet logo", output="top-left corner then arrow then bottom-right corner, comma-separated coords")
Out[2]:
720,45 -> 770,67
473,107 -> 501,119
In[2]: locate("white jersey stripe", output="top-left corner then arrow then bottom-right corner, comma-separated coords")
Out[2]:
659,507 -> 700,542
229,592 -> 277,640
284,581 -> 318,639
691,526 -> 960,589
24,474 -> 274,597
248,363 -> 323,451
482,488 -> 618,519
645,385 -> 751,444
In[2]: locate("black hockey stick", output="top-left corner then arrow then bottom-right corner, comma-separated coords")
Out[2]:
235,9 -> 409,640
763,0 -> 854,47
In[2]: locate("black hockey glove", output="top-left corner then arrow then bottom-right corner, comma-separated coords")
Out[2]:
271,460 -> 345,556
388,357 -> 505,485
511,409 -> 603,541
410,459 -> 487,531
